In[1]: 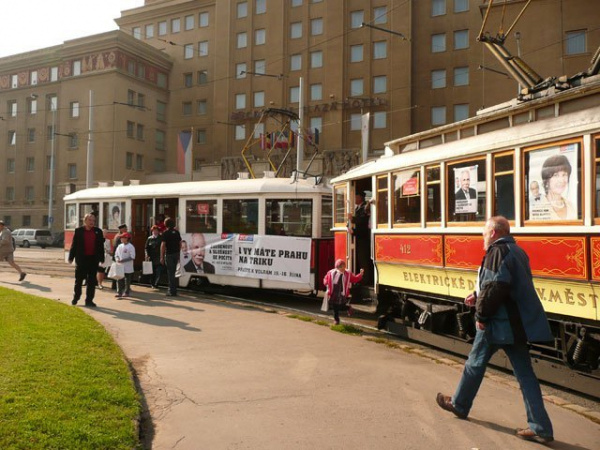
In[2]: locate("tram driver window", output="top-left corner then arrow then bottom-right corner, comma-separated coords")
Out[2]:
266,199 -> 313,237
393,170 -> 420,224
223,199 -> 258,234
524,141 -> 582,222
493,153 -> 515,220
186,200 -> 218,233
447,159 -> 486,222
334,186 -> 346,226
66,204 -> 77,229
80,202 -> 99,225
376,176 -> 389,226
426,166 -> 441,223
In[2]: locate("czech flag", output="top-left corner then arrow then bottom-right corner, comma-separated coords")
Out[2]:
177,130 -> 192,175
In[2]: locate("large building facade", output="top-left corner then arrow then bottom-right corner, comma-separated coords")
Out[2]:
1,0 -> 598,231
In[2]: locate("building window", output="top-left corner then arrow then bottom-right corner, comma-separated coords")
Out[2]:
454,104 -> 469,122
254,60 -> 266,74
51,67 -> 59,81
310,84 -> 323,101
145,24 -> 154,38
28,98 -> 37,114
292,0 -> 302,6
46,125 -> 55,141
454,0 -> 469,13
254,91 -> 265,107
158,21 -> 167,35
30,70 -> 38,85
8,130 -> 16,145
350,44 -> 364,62
255,29 -> 266,45
198,41 -> 209,56
155,130 -> 166,151
254,123 -> 265,138
198,70 -> 208,84
432,33 -> 446,53
311,18 -> 323,35
126,152 -> 133,169
373,6 -> 387,24
431,106 -> 446,125
432,69 -> 446,88
197,99 -> 207,115
373,111 -> 386,129
137,94 -> 145,109
310,51 -> 323,68
432,0 -> 446,16
350,78 -> 364,96
373,75 -> 387,93
136,124 -> 144,140
127,121 -> 135,138
26,157 -> 35,172
27,128 -> 35,143
236,62 -> 247,78
184,73 -> 193,87
235,125 -> 246,140
136,155 -> 144,171
197,129 -> 207,144
233,94 -> 245,111
183,101 -> 192,116
133,27 -> 142,39
454,29 -> 469,50
290,86 -> 300,103
73,60 -> 82,76
290,54 -> 302,71
237,2 -> 248,18
373,41 -> 387,59
154,159 -> 166,172
350,113 -> 361,131
237,32 -> 248,48
199,12 -> 209,27
184,44 -> 194,59
127,89 -> 136,105
69,134 -> 78,148
68,164 -> 77,179
11,74 -> 18,88
23,215 -> 31,226
171,18 -> 181,33
157,101 -> 167,122
70,101 -> 80,118
454,66 -> 469,86
351,10 -> 364,29
157,73 -> 167,87
46,156 -> 53,170
8,100 -> 17,117
291,22 -> 302,39
565,30 -> 586,55
7,159 -> 15,173
256,0 -> 266,14
185,15 -> 194,30
6,187 -> 14,201
310,117 -> 322,135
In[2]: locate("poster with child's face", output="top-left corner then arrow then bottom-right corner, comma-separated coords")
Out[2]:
453,165 -> 478,214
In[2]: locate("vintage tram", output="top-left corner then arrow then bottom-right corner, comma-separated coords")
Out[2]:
331,75 -> 600,396
63,174 -> 333,292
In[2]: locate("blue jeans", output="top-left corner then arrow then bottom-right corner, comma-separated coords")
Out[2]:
452,329 -> 553,438
165,253 -> 179,295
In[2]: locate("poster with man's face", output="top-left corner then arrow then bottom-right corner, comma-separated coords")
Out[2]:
453,165 -> 478,214
528,144 -> 578,221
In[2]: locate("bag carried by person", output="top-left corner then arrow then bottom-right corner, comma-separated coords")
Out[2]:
321,292 -> 329,312
142,261 -> 153,275
108,262 -> 125,280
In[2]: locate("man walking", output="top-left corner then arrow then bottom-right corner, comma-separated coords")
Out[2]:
436,216 -> 554,444
160,218 -> 182,297
0,220 -> 26,281
68,213 -> 105,307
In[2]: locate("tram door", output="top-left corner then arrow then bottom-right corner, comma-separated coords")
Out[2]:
349,178 -> 374,290
131,199 -> 153,267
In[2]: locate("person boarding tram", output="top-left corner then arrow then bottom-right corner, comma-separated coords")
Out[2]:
348,191 -> 373,285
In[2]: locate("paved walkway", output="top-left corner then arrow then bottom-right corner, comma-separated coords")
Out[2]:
1,272 -> 599,449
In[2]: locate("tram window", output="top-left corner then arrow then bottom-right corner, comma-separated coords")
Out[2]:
321,195 -> 333,237
80,203 -> 99,225
595,138 -> 600,219
66,204 -> 77,229
223,199 -> 258,234
447,159 -> 486,222
103,202 -> 126,230
426,166 -> 441,222
393,170 -> 420,224
266,199 -> 312,237
334,186 -> 346,225
524,141 -> 582,222
186,200 -> 218,233
376,176 -> 389,226
493,153 -> 515,220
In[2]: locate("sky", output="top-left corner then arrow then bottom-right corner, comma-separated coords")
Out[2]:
0,0 -> 146,58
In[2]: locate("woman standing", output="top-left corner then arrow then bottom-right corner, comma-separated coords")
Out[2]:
323,259 -> 363,325
145,225 -> 163,289
96,229 -> 111,289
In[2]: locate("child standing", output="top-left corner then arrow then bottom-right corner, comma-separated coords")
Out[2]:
114,232 -> 136,298
323,259 -> 363,325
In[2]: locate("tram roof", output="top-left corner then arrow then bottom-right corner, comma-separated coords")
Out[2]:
64,177 -> 330,201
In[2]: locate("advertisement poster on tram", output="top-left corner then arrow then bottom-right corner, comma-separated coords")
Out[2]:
453,165 -> 478,214
179,233 -> 311,283
528,144 -> 578,221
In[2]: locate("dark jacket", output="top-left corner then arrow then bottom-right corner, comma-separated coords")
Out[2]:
455,187 -> 477,201
475,235 -> 552,344
351,202 -> 370,238
68,226 -> 105,266
184,259 -> 215,274
145,234 -> 162,263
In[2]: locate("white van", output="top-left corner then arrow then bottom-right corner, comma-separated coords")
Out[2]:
11,228 -> 53,249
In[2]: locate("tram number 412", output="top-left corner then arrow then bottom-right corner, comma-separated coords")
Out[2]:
399,244 -> 411,254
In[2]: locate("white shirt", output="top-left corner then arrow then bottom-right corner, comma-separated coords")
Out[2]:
115,242 -> 136,274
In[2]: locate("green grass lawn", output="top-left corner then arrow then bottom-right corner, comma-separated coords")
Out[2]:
0,288 -> 140,449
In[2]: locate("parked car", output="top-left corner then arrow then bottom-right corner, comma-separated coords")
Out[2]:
11,228 -> 53,249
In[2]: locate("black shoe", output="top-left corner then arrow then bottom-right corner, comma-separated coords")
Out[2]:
85,301 -> 97,308
166,293 -> 177,297
71,298 -> 79,305
436,393 -> 467,419
19,272 -> 27,281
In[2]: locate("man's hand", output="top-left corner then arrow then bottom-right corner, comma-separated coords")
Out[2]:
476,321 -> 486,330
464,293 -> 476,307
68,259 -> 74,265
359,269 -> 364,275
